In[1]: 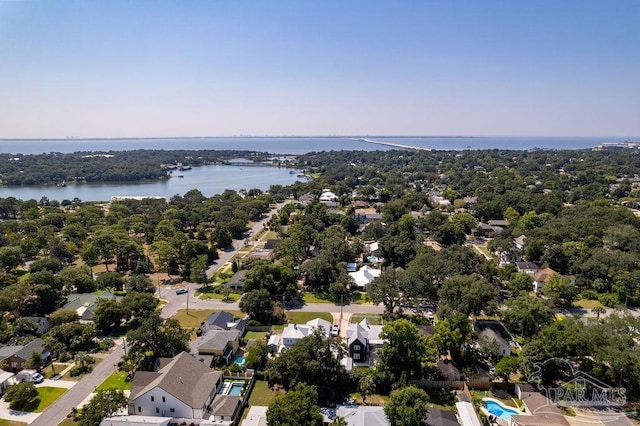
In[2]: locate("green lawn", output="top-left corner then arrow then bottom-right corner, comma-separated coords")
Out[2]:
248,380 -> 284,406
350,315 -> 384,325
195,286 -> 241,302
21,387 -> 67,412
474,245 -> 492,259
301,292 -> 334,304
574,299 -> 605,309
0,420 -> 28,426
58,420 -> 77,426
172,309 -> 243,329
62,356 -> 102,381
42,363 -> 69,379
244,331 -> 269,341
285,311 -> 333,324
96,371 -> 133,391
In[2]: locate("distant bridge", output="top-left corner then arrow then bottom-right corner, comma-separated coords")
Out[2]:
352,138 -> 431,151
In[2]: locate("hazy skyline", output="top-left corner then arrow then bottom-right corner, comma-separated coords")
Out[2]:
1,1 -> 639,138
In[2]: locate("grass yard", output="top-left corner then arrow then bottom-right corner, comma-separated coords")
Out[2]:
244,331 -> 269,341
248,380 -> 284,406
473,245 -> 492,259
20,387 -> 68,412
0,420 -> 28,426
350,315 -> 384,325
301,292 -> 334,304
42,363 -> 69,379
195,286 -> 241,302
350,392 -> 389,406
58,420 -> 77,426
573,299 -> 605,310
172,309 -> 243,329
96,371 -> 133,391
62,356 -> 102,381
285,311 -> 332,324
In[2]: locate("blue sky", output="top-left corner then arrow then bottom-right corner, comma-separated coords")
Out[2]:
1,1 -> 638,138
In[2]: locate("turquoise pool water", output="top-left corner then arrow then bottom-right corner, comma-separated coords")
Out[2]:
227,383 -> 243,396
484,400 -> 519,420
235,356 -> 246,365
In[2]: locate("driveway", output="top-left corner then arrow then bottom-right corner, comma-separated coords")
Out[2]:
36,378 -> 76,389
0,399 -> 41,424
29,343 -> 125,426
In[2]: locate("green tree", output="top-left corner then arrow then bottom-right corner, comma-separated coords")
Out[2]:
437,275 -> 499,318
266,330 -> 350,404
592,305 -> 606,320
493,356 -> 519,383
433,313 -> 472,362
543,275 -> 577,308
266,383 -> 323,426
384,386 -> 429,426
367,269 -> 404,314
49,308 -> 80,326
358,372 -> 376,405
0,246 -> 24,272
93,299 -> 126,335
502,293 -> 555,338
377,319 -> 435,386
239,289 -> 275,324
78,389 -> 128,426
4,382 -> 38,410
126,313 -> 189,371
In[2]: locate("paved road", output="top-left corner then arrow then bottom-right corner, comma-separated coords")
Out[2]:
30,343 -> 125,426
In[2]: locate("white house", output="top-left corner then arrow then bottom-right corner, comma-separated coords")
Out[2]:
128,352 -> 223,419
349,265 -> 381,290
319,189 -> 338,204
281,318 -> 332,348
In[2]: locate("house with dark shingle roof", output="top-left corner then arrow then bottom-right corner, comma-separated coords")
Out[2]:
210,394 -> 242,423
128,352 -> 224,419
0,338 -> 50,372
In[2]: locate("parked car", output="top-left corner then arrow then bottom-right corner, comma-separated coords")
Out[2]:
16,369 -> 44,384
331,324 -> 340,336
175,288 -> 188,295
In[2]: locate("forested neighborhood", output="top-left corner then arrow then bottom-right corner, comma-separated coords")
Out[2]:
0,147 -> 640,426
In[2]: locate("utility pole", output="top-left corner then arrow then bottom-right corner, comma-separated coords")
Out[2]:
186,287 -> 189,314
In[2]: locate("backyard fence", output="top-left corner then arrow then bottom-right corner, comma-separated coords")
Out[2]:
411,379 -> 492,391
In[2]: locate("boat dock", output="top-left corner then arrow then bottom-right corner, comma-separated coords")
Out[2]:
351,138 -> 430,151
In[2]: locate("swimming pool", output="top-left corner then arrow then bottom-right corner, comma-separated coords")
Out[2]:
235,356 -> 246,365
484,399 -> 520,420
227,382 -> 244,396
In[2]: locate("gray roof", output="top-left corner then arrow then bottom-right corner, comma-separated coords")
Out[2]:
129,352 -> 223,409
203,311 -> 235,330
334,405 -> 389,426
348,323 -> 367,347
0,345 -> 23,360
426,408 -> 459,426
15,338 -> 45,360
211,394 -> 242,418
195,329 -> 241,353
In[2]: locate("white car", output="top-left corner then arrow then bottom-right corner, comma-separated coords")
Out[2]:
330,325 -> 340,336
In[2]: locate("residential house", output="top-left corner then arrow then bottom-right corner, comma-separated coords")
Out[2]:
358,212 -> 383,224
345,318 -> 384,365
533,268 -> 575,294
192,329 -> 242,366
476,223 -> 504,238
0,338 -> 50,372
263,239 -> 280,251
514,235 -> 527,251
64,289 -> 122,323
128,352 -> 224,420
201,311 -> 246,336
487,219 -> 509,228
512,391 -> 569,426
351,200 -> 370,209
437,360 -> 461,381
425,408 -> 460,426
319,189 -> 338,204
281,318 -> 331,349
226,270 -> 246,291
455,401 -> 482,426
23,317 -> 51,335
322,405 -> 389,426
298,193 -> 315,206
346,262 -> 358,273
516,261 -> 540,276
101,416 -> 173,426
474,321 -> 513,358
348,265 -> 381,290
0,371 -> 14,395
209,394 -> 242,424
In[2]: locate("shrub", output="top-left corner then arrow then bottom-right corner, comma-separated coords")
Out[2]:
247,320 -> 262,327
99,338 -> 115,351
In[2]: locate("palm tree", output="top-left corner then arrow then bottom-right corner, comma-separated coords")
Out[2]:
358,374 -> 376,405
592,305 -> 606,320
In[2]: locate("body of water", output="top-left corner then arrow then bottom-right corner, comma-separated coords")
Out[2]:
0,135 -> 636,202
0,135 -> 635,156
0,164 -> 306,202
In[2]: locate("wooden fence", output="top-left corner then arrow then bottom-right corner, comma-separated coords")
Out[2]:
411,379 -> 492,391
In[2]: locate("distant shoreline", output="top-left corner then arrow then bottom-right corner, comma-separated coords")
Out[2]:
0,135 -> 488,141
